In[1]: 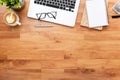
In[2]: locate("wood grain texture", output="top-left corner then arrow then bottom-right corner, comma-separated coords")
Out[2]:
0,0 -> 120,80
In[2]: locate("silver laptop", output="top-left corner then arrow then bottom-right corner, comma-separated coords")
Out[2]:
28,0 -> 81,27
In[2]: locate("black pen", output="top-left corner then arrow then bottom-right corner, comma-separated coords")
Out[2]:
112,15 -> 120,18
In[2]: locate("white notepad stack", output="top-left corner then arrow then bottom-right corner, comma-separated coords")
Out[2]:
81,0 -> 108,30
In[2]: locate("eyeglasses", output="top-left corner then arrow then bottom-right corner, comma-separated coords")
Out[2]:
36,11 -> 57,20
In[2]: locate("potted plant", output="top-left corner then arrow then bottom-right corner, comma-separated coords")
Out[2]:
0,0 -> 25,10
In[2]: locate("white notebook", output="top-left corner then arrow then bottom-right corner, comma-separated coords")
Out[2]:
86,0 -> 108,28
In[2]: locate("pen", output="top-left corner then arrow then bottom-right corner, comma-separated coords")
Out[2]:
112,15 -> 120,18
34,24 -> 53,28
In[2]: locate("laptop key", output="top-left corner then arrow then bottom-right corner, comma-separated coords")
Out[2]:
34,0 -> 76,12
46,3 -> 59,9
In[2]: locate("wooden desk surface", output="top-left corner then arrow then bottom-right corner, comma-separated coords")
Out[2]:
0,0 -> 120,80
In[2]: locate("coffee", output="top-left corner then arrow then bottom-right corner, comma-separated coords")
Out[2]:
3,11 -> 21,26
5,13 -> 17,24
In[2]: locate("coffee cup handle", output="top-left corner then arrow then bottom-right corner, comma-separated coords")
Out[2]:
17,21 -> 21,25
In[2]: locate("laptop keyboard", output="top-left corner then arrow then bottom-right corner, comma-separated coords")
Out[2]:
34,0 -> 76,12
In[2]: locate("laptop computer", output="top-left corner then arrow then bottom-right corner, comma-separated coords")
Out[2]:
27,0 -> 81,27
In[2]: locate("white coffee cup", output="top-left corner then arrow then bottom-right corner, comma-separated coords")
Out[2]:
3,11 -> 21,26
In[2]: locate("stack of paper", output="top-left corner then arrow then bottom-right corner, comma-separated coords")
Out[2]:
81,0 -> 108,30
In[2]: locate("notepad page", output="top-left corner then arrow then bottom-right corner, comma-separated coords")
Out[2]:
80,7 -> 103,30
86,0 -> 108,28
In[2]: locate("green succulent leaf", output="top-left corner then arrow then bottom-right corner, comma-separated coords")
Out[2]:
0,0 -> 22,9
